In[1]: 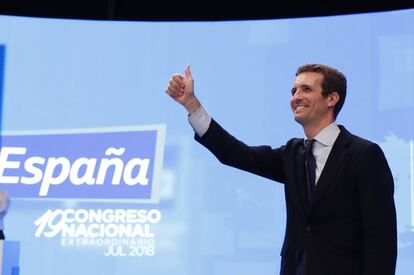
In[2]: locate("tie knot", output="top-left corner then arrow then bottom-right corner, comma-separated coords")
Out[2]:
304,139 -> 316,151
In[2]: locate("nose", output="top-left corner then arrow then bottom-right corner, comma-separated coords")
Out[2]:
292,90 -> 303,101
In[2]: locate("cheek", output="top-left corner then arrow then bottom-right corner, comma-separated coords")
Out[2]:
289,98 -> 295,109
314,100 -> 329,113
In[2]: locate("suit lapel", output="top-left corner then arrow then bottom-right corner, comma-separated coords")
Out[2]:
293,140 -> 310,212
309,126 -> 352,210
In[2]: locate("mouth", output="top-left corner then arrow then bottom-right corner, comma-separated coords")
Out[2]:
293,105 -> 308,112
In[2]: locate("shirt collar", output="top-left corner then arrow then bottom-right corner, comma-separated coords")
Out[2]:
304,122 -> 340,146
314,122 -> 340,146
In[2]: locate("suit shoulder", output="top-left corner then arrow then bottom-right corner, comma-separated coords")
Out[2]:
350,134 -> 375,148
286,137 -> 303,147
345,131 -> 386,160
281,137 -> 303,153
340,126 -> 377,149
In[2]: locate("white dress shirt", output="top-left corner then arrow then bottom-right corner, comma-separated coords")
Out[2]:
188,105 -> 341,186
306,122 -> 340,185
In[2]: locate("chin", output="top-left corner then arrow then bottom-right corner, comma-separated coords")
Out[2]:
293,115 -> 303,124
293,115 -> 308,126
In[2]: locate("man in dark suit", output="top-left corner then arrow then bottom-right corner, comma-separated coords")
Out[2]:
165,64 -> 397,275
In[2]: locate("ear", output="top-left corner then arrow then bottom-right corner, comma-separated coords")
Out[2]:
327,91 -> 339,107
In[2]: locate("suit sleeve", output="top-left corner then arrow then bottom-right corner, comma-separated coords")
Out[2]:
195,118 -> 286,183
357,143 -> 397,275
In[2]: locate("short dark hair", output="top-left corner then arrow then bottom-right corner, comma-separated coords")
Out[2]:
296,64 -> 347,119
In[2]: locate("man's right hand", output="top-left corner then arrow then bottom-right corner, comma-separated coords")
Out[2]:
165,65 -> 201,115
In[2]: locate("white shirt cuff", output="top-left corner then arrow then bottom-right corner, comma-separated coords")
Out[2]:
188,105 -> 211,137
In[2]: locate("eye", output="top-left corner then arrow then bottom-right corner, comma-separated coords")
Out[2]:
303,86 -> 312,92
291,88 -> 296,96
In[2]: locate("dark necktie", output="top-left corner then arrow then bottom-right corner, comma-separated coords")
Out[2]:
304,139 -> 316,203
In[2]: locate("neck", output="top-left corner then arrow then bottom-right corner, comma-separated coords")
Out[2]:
303,117 -> 335,139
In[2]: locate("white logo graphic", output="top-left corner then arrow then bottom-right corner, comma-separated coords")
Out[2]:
34,208 -> 161,256
0,147 -> 150,196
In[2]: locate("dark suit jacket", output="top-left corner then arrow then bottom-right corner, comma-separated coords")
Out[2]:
195,119 -> 397,275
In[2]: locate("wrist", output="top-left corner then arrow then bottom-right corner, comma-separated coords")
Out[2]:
185,97 -> 201,115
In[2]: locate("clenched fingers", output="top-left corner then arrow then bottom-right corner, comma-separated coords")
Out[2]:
166,74 -> 185,97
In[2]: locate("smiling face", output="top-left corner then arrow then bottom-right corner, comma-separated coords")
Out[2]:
290,72 -> 337,130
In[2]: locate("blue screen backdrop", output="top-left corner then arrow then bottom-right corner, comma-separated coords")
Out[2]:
0,8 -> 413,275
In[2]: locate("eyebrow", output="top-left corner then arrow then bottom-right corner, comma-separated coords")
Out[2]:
291,84 -> 312,94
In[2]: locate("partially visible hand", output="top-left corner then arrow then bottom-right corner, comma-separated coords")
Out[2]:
165,65 -> 201,114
